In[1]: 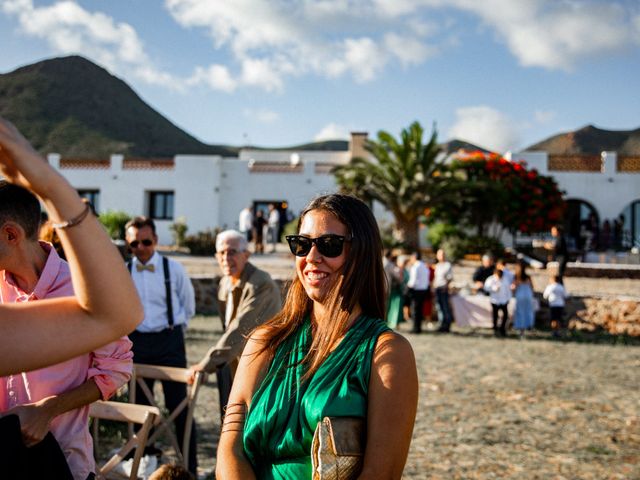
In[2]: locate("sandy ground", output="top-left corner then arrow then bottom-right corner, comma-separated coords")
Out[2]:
179,316 -> 640,480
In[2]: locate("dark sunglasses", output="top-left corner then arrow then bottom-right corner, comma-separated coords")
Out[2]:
285,234 -> 351,258
129,239 -> 153,249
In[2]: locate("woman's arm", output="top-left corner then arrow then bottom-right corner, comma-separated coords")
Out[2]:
0,116 -> 143,375
215,329 -> 272,480
359,331 -> 418,479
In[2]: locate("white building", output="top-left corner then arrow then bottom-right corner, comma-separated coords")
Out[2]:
48,134 -> 366,244
48,133 -> 640,250
511,150 -> 640,249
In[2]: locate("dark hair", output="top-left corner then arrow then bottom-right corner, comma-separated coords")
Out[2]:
515,262 -> 529,283
0,180 -> 41,240
125,216 -> 157,235
256,193 -> 386,379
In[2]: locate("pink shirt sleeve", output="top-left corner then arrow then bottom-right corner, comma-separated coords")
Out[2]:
87,335 -> 133,400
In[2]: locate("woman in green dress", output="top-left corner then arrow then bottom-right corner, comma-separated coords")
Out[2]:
216,194 -> 418,479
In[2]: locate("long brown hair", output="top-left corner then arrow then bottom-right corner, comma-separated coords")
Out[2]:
256,194 -> 386,379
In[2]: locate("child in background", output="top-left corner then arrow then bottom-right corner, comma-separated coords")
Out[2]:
149,464 -> 194,480
513,263 -> 535,338
543,274 -> 568,337
484,268 -> 512,337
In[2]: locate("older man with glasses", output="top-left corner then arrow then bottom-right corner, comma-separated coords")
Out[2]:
124,216 -> 198,475
190,230 -> 281,418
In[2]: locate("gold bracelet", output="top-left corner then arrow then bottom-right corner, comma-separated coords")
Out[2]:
52,199 -> 92,229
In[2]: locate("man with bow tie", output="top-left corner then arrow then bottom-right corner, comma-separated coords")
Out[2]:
125,216 -> 197,474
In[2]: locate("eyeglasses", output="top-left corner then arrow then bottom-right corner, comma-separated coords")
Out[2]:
129,239 -> 154,249
285,234 -> 351,258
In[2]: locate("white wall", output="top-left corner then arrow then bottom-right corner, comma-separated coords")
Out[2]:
515,151 -> 640,220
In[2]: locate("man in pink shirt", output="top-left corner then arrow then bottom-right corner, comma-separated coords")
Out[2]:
0,181 -> 133,480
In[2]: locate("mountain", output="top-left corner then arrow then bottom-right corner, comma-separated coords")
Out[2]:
0,55 -> 236,158
440,139 -> 493,155
525,125 -> 640,155
250,139 -> 349,152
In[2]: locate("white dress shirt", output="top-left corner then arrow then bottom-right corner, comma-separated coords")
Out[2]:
408,260 -> 430,291
130,252 -> 195,332
543,282 -> 567,307
484,274 -> 512,305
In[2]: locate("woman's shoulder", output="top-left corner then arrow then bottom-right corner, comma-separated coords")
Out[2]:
373,330 -> 415,364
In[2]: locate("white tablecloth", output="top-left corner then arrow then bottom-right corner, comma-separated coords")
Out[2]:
450,294 -> 538,328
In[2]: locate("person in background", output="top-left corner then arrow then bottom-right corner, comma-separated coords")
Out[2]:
433,248 -> 454,333
125,216 -> 198,475
0,115 -> 142,377
543,274 -> 568,338
472,253 -> 495,294
216,193 -> 418,479
0,181 -> 133,480
252,210 -> 267,255
484,268 -> 511,337
546,225 -> 568,283
267,203 -> 280,253
512,262 -> 535,338
384,251 -> 404,329
238,206 -> 253,244
496,258 -> 514,286
189,230 -> 281,419
398,255 -> 412,324
407,250 -> 430,334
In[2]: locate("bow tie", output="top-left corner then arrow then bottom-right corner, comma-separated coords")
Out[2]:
136,263 -> 155,273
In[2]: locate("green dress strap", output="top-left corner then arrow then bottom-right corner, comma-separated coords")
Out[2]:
243,315 -> 390,479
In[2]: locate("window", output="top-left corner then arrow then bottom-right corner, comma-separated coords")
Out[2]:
148,191 -> 174,220
78,189 -> 100,214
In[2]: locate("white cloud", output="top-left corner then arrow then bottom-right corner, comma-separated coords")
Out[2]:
534,109 -> 556,125
384,32 -> 437,66
164,0 -> 439,89
447,105 -> 521,153
188,64 -> 237,92
243,108 -> 280,124
439,0 -> 640,70
314,123 -> 352,141
1,0 -> 181,89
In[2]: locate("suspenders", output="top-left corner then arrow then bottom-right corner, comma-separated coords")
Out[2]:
127,256 -> 175,328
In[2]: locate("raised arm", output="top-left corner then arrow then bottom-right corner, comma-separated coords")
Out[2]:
0,116 -> 142,375
360,331 -> 418,479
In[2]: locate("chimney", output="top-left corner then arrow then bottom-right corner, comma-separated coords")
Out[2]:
349,132 -> 368,160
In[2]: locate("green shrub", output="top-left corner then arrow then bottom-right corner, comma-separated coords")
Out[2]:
98,210 -> 131,239
184,229 -> 218,256
282,218 -> 298,237
463,235 -> 505,258
427,222 -> 464,250
170,217 -> 189,247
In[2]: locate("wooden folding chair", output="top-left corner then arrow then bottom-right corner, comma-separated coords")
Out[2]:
128,364 -> 206,467
90,400 -> 160,480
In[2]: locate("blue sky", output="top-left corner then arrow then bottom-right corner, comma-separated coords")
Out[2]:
1,0 -> 639,152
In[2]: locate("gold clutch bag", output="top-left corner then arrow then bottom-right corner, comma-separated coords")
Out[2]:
311,416 -> 366,480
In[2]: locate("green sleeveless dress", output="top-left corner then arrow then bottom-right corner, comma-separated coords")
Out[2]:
243,315 -> 390,479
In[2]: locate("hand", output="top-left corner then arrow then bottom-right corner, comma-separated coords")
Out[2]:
0,117 -> 50,193
187,363 -> 205,385
6,398 -> 56,447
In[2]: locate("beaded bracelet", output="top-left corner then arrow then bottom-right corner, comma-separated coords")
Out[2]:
52,199 -> 92,229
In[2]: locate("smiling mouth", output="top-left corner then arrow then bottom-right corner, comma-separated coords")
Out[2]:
305,271 -> 329,285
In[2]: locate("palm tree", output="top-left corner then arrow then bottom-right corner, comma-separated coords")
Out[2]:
334,121 -> 448,249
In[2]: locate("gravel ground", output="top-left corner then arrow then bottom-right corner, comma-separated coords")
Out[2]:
175,316 -> 640,480
117,250 -> 639,479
